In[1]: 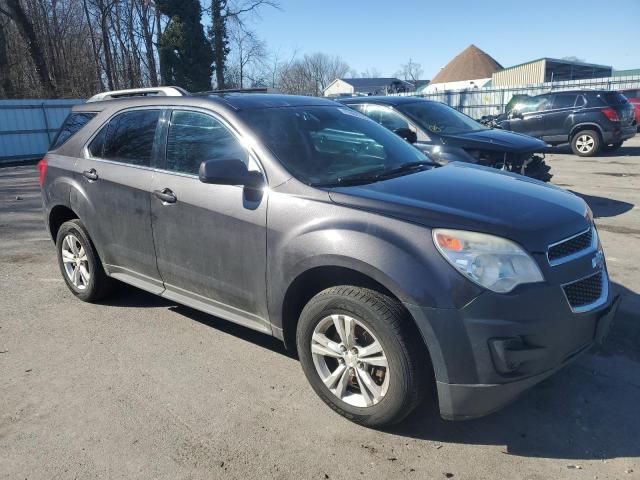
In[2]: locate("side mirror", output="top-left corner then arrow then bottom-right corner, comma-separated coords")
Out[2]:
199,159 -> 265,189
510,110 -> 523,120
393,127 -> 417,144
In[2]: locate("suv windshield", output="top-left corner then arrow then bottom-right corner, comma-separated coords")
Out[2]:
398,101 -> 486,134
238,106 -> 430,186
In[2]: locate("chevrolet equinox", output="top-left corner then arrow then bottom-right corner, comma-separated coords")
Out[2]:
39,87 -> 618,427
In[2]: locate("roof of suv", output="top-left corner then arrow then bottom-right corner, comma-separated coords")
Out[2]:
74,93 -> 338,113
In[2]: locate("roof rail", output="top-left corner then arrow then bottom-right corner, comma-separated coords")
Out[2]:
195,87 -> 270,95
86,86 -> 188,103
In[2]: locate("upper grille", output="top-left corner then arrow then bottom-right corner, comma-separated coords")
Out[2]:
548,228 -> 593,263
563,271 -> 604,311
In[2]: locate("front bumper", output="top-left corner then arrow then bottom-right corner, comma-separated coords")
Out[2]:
405,282 -> 619,421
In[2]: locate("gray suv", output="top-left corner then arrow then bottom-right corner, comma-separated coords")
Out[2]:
40,87 -> 618,427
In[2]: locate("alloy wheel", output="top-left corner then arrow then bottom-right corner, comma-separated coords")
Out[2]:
576,134 -> 595,154
311,314 -> 390,407
61,234 -> 91,290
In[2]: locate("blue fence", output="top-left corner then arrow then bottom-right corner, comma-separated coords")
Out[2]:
0,99 -> 83,164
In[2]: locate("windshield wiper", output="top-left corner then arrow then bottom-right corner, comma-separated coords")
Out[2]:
311,161 -> 438,188
375,161 -> 438,179
311,172 -> 382,188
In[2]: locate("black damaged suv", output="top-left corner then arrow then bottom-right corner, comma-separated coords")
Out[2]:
495,90 -> 636,157
40,87 -> 618,427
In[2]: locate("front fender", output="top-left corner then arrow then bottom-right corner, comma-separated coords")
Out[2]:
266,191 -> 482,330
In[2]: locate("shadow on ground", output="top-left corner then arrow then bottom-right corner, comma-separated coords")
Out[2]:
102,281 -> 640,461
569,191 -> 634,218
547,143 -> 640,157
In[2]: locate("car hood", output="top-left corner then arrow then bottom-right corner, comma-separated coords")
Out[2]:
439,128 -> 547,153
328,163 -> 589,252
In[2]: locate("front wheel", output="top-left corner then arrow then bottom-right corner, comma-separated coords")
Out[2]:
517,156 -> 552,182
571,130 -> 601,157
296,286 -> 428,427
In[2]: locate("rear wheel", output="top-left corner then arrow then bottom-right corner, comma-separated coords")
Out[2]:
571,130 -> 601,157
296,286 -> 428,427
56,219 -> 114,302
601,141 -> 623,152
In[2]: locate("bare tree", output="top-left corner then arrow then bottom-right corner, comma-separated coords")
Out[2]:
226,25 -> 265,88
360,67 -> 382,78
397,58 -> 423,83
278,52 -> 350,96
0,0 -> 56,94
209,0 -> 278,89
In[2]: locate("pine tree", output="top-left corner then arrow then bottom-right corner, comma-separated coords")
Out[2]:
157,0 -> 213,92
209,0 -> 230,90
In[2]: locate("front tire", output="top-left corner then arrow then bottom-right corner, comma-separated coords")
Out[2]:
571,130 -> 601,157
296,286 -> 428,427
520,156 -> 552,182
56,219 -> 114,302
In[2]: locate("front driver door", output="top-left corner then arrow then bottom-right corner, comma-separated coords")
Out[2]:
507,95 -> 551,138
150,108 -> 269,332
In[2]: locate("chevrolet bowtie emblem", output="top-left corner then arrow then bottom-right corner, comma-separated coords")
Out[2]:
592,250 -> 604,270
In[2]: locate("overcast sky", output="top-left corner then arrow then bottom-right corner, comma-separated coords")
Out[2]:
251,0 -> 639,78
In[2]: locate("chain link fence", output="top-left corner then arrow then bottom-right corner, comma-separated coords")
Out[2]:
393,75 -> 640,119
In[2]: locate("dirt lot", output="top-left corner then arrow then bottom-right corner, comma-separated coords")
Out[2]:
1,138 -> 639,480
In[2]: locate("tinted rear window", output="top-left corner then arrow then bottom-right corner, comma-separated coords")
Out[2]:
51,112 -> 96,149
598,92 -> 628,106
89,110 -> 160,167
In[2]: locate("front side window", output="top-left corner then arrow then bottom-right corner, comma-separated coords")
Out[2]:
398,101 -> 486,134
51,112 -> 96,149
165,110 -> 250,175
364,105 -> 410,131
89,109 -> 160,167
238,105 -> 428,186
512,95 -> 551,115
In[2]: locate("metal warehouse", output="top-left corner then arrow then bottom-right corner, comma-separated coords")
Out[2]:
492,58 -> 612,87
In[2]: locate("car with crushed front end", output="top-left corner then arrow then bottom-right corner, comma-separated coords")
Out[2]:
40,87 -> 618,427
339,96 -> 552,182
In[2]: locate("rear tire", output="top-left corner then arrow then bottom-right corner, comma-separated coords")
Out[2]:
56,219 -> 114,302
296,286 -> 428,427
571,130 -> 601,157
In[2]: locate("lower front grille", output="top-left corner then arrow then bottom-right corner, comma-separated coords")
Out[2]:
562,270 -> 607,313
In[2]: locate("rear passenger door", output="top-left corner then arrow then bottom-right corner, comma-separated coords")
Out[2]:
149,108 -> 269,332
71,108 -> 164,293
541,93 -> 579,142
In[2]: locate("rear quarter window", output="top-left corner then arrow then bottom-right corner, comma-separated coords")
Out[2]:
597,92 -> 628,106
50,112 -> 96,150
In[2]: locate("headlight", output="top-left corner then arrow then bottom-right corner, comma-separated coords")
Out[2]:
433,229 -> 544,293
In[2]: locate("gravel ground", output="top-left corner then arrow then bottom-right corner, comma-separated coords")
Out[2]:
1,137 -> 639,480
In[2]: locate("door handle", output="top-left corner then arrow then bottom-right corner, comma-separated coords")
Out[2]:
153,188 -> 177,204
82,168 -> 98,181
531,115 -> 543,119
